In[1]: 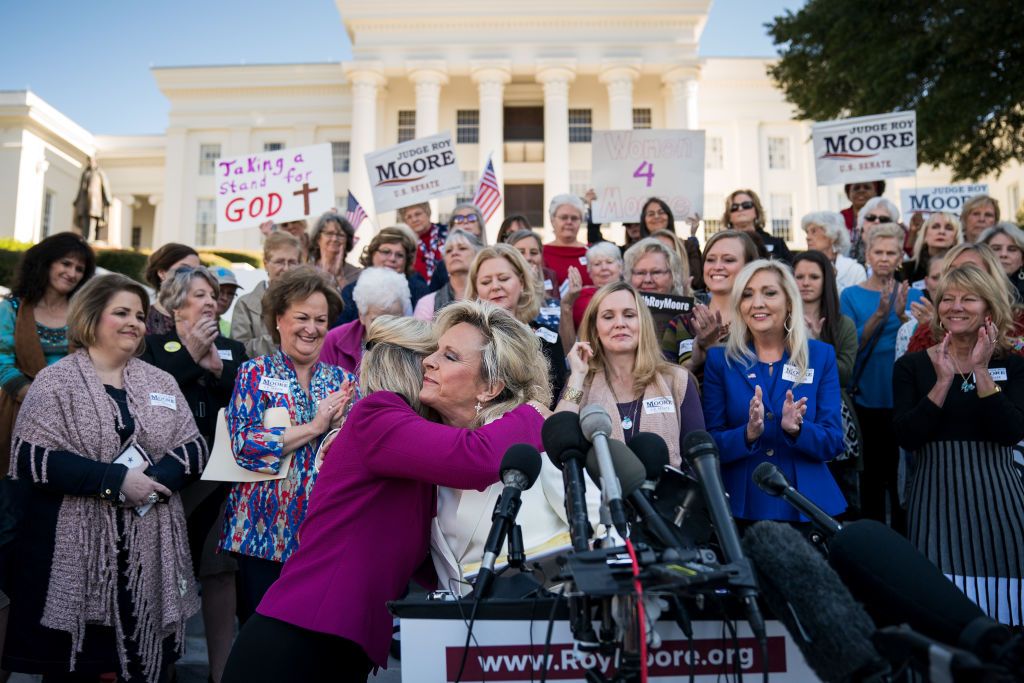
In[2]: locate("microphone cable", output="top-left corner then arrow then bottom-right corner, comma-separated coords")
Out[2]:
452,577 -> 482,683
624,537 -> 650,683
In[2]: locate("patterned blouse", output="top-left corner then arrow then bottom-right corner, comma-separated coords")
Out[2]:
221,350 -> 357,563
0,298 -> 71,397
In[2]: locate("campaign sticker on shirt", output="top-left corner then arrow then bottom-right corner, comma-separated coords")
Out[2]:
163,341 -> 182,353
578,256 -> 588,265
678,339 -> 695,356
535,327 -> 558,344
782,365 -> 814,384
988,367 -> 1008,382
559,279 -> 570,298
544,279 -> 554,292
149,392 -> 177,410
217,349 -> 233,361
540,306 -> 561,318
258,376 -> 291,394
643,396 -> 675,415
765,244 -> 775,253
911,279 -> 927,290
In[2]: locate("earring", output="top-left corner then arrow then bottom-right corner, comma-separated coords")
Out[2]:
784,314 -> 793,334
474,401 -> 483,415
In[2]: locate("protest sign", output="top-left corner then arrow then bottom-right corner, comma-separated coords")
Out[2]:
216,143 -> 335,232
811,111 -> 917,186
899,184 -> 989,215
590,130 -> 705,223
639,292 -> 694,339
364,132 -> 462,213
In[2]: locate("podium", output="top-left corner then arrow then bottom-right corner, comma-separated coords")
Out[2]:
390,597 -> 821,682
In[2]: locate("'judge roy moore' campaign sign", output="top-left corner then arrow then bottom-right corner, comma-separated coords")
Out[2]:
364,132 -> 463,213
811,111 -> 918,186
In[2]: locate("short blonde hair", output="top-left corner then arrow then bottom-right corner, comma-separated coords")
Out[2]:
577,281 -> 672,396
466,244 -> 543,324
261,266 -> 343,344
359,315 -> 437,417
434,300 -> 552,427
263,231 -> 302,263
725,260 -> 809,380
865,222 -> 905,251
930,264 -> 1014,356
398,202 -> 432,221
68,274 -> 150,355
939,242 -> 1016,310
960,195 -> 1000,228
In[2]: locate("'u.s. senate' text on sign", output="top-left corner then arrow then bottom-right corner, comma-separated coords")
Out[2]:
811,111 -> 918,186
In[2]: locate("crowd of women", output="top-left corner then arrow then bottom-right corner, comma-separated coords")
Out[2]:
0,182 -> 1021,683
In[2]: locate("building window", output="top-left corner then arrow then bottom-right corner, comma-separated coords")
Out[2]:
706,136 -> 724,170
457,110 -> 480,144
199,144 -> 221,175
131,226 -> 142,250
632,108 -> 652,130
331,141 -> 350,173
769,193 -> 793,242
263,142 -> 284,152
41,189 -> 55,238
568,109 -> 592,143
767,137 -> 790,170
397,111 -> 416,143
196,199 -> 216,246
703,194 -> 724,235
456,170 -> 478,204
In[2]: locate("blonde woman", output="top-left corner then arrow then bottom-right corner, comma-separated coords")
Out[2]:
902,212 -> 962,283
702,260 -> 845,523
557,282 -> 704,467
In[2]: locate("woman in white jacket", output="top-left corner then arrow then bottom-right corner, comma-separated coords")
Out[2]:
802,211 -> 867,293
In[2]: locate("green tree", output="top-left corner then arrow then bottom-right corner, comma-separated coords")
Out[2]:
767,0 -> 1024,181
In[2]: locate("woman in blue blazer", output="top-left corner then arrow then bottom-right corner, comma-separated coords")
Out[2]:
702,259 -> 846,522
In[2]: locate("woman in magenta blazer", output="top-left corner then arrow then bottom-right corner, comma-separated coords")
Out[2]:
222,303 -> 550,682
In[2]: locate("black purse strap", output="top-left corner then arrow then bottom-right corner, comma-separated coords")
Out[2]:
849,287 -> 898,393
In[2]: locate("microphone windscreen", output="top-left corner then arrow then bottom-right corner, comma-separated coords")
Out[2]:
585,439 -> 646,497
752,461 -> 789,497
829,519 -> 989,649
579,404 -> 614,442
682,430 -> 717,465
500,444 -> 543,489
541,411 -> 589,469
628,432 -> 669,481
742,521 -> 886,682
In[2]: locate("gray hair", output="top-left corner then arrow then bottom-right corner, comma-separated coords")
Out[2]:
623,237 -> 686,295
352,267 -> 412,317
858,196 -> 901,227
548,193 -> 586,220
450,202 -> 488,245
158,266 -> 220,314
801,211 -> 850,256
443,228 -> 483,255
586,241 -> 623,267
866,222 -> 906,250
980,221 -> 1024,251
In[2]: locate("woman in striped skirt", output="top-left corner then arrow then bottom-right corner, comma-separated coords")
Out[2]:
893,263 -> 1024,626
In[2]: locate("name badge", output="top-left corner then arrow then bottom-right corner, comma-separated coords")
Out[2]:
765,244 -> 775,253
540,306 -> 561,318
782,365 -> 814,384
544,279 -> 554,292
218,349 -> 233,361
259,376 -> 291,394
559,279 -> 570,298
149,392 -> 177,410
678,339 -> 695,356
535,327 -> 558,344
578,256 -> 588,265
643,396 -> 675,415
988,367 -> 1008,382
911,279 -> 927,290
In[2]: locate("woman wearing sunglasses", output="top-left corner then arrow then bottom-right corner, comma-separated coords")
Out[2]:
851,197 -> 901,264
721,190 -> 791,263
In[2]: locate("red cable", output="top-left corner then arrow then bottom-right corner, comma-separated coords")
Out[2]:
624,538 -> 649,683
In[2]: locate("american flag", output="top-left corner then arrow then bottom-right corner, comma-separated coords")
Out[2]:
345,191 -> 368,229
472,154 -> 502,222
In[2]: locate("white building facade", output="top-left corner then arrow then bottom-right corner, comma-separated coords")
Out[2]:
2,0 -> 1022,252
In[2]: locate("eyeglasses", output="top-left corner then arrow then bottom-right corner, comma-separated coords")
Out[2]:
864,214 -> 890,223
320,230 -> 345,241
451,215 -> 479,225
730,201 -> 755,212
268,258 -> 300,268
632,269 -> 670,279
555,214 -> 582,223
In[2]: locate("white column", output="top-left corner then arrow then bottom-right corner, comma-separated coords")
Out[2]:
158,127 -> 186,246
685,79 -> 700,130
408,63 -> 448,139
148,195 -> 164,249
471,62 -> 511,239
12,133 -> 47,242
536,63 -> 576,233
344,63 -> 386,238
600,64 -> 640,130
662,67 -> 700,129
113,194 -> 135,248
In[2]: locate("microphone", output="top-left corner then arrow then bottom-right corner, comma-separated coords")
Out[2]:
627,432 -> 669,491
828,519 -> 1016,664
541,411 -> 593,552
742,521 -> 890,682
579,404 -> 629,538
682,430 -> 767,644
472,444 -> 543,600
752,462 -> 843,537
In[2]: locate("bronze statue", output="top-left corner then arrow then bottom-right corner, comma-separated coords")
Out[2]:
73,157 -> 111,241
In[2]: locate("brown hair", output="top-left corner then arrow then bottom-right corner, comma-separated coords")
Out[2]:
722,189 -> 767,230
263,231 -> 302,263
261,266 -> 343,344
144,243 -> 199,289
358,226 -> 417,275
67,273 -> 150,355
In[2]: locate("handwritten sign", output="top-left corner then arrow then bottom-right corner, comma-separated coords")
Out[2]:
216,143 -> 335,232
590,130 -> 705,223
364,132 -> 462,213
899,184 -> 989,215
812,111 -> 917,186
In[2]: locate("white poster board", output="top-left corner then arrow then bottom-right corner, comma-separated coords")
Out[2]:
216,143 -> 335,232
811,111 -> 917,186
364,132 -> 462,213
590,130 -> 705,223
900,184 -> 989,215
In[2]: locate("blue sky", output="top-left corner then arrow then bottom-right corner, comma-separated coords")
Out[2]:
0,0 -> 803,136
